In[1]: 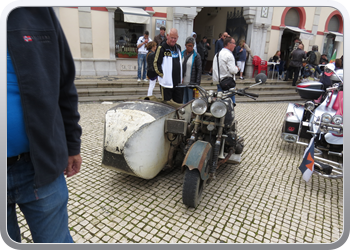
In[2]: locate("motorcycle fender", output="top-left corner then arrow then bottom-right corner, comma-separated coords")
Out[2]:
282,103 -> 305,134
182,141 -> 212,181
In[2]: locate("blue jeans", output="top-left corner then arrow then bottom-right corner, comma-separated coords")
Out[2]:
137,53 -> 147,79
217,84 -> 235,103
183,87 -> 194,104
7,154 -> 73,243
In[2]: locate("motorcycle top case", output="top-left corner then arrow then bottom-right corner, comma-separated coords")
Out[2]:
296,81 -> 324,100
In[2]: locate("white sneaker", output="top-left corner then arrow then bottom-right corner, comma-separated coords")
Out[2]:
143,79 -> 148,82
137,78 -> 141,82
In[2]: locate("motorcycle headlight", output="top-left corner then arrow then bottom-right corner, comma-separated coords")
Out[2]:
332,115 -> 343,125
191,99 -> 207,115
321,113 -> 332,123
210,101 -> 227,118
304,101 -> 315,111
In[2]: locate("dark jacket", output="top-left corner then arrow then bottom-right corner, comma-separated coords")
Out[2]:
7,7 -> 81,188
181,50 -> 202,85
234,46 -> 247,62
289,48 -> 306,68
215,38 -> 224,54
146,51 -> 157,79
197,41 -> 211,60
153,33 -> 167,46
154,42 -> 182,88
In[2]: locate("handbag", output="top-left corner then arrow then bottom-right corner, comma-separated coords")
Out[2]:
216,52 -> 236,91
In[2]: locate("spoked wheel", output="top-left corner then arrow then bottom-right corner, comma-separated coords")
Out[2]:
182,168 -> 204,208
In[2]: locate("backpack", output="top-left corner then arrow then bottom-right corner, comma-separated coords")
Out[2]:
308,51 -> 316,65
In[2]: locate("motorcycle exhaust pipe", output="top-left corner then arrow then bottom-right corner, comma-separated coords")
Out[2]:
328,151 -> 343,157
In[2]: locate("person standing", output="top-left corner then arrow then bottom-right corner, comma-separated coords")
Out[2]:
213,37 -> 239,103
154,28 -> 183,103
289,43 -> 306,86
7,7 -> 82,243
181,36 -> 202,103
215,32 -> 228,54
146,41 -> 158,96
197,36 -> 211,74
191,32 -> 198,52
154,26 -> 167,46
307,45 -> 322,76
234,40 -> 247,80
137,30 -> 152,82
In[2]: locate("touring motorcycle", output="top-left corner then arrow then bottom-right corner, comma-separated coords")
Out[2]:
281,63 -> 343,179
102,73 -> 266,208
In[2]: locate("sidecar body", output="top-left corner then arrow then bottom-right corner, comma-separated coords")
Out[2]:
102,100 -> 192,179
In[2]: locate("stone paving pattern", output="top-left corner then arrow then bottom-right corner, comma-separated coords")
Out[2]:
16,102 -> 343,244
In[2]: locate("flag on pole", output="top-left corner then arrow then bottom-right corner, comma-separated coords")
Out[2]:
329,49 -> 337,64
299,137 -> 315,182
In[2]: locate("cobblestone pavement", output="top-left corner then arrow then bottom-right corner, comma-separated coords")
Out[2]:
16,102 -> 343,244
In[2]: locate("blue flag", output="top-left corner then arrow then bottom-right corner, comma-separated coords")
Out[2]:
299,137 -> 315,182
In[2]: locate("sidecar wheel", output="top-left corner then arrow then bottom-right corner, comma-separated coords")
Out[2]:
182,169 -> 204,208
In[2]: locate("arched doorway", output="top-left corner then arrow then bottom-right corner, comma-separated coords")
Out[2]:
323,11 -> 343,60
279,7 -> 307,68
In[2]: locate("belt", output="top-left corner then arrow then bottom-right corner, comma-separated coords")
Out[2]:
7,152 -> 30,166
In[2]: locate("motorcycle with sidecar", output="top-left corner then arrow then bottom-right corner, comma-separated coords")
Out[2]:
281,63 -> 343,179
102,73 -> 267,207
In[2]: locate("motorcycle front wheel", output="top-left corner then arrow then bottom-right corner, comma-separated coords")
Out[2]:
182,168 -> 205,208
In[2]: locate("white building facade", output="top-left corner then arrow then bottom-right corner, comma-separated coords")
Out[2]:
53,6 -> 343,77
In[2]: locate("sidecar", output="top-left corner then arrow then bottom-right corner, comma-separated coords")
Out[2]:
101,100 -> 192,179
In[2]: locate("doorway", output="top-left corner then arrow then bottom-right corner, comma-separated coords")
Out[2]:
280,29 -> 300,68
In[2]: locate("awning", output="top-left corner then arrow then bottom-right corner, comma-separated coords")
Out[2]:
284,26 -> 314,40
118,7 -> 150,24
328,31 -> 343,42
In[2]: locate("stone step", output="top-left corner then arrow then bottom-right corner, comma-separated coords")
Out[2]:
74,75 -> 304,103
78,94 -> 303,103
77,86 -> 299,97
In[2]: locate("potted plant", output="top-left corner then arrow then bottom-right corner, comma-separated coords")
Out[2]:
117,51 -> 138,58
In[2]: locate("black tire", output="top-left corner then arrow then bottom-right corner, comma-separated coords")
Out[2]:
182,168 -> 204,208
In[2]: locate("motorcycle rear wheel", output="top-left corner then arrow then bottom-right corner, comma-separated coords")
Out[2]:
182,169 -> 204,208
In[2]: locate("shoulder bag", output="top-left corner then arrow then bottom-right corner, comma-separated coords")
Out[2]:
216,52 -> 236,91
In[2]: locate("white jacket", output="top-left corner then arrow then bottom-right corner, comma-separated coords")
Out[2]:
212,48 -> 239,83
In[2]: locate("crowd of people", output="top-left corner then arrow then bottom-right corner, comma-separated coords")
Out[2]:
137,28 -> 344,103
138,28 -> 254,105
282,39 -> 343,86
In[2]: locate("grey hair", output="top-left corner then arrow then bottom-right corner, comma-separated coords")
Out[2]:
185,36 -> 195,45
312,45 -> 318,51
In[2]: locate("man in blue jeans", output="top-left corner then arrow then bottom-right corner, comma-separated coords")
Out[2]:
7,7 -> 82,243
137,30 -> 152,82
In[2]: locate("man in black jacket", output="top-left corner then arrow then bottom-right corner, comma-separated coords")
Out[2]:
288,43 -> 306,86
197,36 -> 211,74
7,7 -> 82,243
154,28 -> 183,103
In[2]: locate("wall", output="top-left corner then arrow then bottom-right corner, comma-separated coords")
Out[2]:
91,10 -> 110,59
59,7 -> 80,58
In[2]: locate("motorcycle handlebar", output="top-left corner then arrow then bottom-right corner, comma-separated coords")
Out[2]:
244,91 -> 259,98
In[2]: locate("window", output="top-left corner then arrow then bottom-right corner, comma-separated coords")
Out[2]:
285,8 -> 300,27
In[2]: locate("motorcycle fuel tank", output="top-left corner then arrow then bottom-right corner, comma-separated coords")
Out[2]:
102,100 -> 177,179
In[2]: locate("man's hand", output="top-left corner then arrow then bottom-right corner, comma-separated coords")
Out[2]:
64,154 -> 82,177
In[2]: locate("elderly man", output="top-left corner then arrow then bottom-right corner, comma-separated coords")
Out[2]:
154,28 -> 183,103
213,36 -> 239,103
